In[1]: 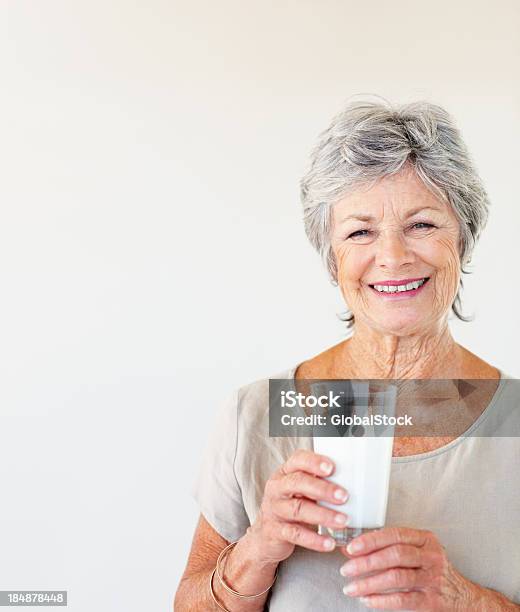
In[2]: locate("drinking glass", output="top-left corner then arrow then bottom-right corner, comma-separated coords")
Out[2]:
312,381 -> 397,546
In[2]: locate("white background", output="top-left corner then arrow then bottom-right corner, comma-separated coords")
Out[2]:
1,1 -> 519,611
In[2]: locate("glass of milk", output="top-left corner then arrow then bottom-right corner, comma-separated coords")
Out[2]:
312,380 -> 397,546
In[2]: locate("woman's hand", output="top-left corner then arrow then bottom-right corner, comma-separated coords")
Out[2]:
246,448 -> 349,565
339,527 -> 517,611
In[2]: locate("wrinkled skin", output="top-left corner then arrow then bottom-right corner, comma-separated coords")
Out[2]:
325,168 -> 517,610
330,166 -> 461,339
337,527 -> 499,611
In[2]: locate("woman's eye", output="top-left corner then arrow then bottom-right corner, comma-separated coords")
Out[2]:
346,223 -> 434,240
411,222 -> 435,230
347,229 -> 370,239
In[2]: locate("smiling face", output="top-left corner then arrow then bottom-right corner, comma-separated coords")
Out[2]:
330,167 -> 461,336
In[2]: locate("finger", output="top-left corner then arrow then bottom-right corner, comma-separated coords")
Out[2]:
273,497 -> 349,529
357,590 -> 424,610
279,521 -> 336,552
343,568 -> 427,597
275,448 -> 336,479
346,527 -> 432,556
341,544 -> 436,577
277,471 -> 348,505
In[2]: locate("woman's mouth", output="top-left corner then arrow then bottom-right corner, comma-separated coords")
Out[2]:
368,277 -> 430,299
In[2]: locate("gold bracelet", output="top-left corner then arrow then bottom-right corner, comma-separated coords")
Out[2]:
215,540 -> 278,599
209,566 -> 231,612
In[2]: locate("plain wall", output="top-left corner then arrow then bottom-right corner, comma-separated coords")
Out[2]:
1,1 -> 519,610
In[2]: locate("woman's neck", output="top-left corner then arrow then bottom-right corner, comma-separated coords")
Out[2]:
342,320 -> 462,379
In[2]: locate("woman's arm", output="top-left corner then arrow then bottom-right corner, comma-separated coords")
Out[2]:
176,449 -> 351,610
174,514 -> 278,612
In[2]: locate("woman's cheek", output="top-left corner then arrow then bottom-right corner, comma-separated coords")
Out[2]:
335,245 -> 371,313
429,236 -> 461,313
334,244 -> 349,281
335,245 -> 356,293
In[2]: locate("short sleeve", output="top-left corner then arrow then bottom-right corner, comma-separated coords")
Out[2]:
191,389 -> 250,542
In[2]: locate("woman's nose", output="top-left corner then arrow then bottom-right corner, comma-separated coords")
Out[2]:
375,230 -> 415,270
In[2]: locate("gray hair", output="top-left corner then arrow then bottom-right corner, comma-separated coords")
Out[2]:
300,98 -> 490,327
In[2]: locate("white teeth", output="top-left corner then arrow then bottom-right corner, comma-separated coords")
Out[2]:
372,278 -> 427,293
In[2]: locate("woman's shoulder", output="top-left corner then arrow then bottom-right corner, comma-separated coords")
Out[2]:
237,364 -> 297,395
294,341 -> 350,379
235,345 -> 345,396
229,364 -> 295,409
232,341 -> 350,414
457,346 -> 504,379
227,366 -> 297,436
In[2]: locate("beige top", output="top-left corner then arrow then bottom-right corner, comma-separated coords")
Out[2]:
192,365 -> 520,611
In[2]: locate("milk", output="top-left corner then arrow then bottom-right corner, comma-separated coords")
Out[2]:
311,381 -> 397,543
313,434 -> 394,528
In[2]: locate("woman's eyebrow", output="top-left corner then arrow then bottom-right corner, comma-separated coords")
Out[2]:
340,206 -> 442,223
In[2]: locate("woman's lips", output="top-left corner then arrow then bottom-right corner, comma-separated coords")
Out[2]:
369,277 -> 430,300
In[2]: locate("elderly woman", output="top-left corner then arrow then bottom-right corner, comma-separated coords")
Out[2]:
174,101 -> 519,611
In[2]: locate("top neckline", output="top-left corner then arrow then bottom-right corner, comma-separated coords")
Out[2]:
284,363 -> 510,462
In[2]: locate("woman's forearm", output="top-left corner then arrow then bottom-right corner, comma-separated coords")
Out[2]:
175,531 -> 279,612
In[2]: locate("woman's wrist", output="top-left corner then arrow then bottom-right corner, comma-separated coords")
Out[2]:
223,530 -> 279,585
468,581 -> 520,611
211,531 -> 279,611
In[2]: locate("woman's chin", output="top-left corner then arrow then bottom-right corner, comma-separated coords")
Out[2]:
366,311 -> 431,336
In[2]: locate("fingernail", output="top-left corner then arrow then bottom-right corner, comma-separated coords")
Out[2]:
320,462 -> 333,475
347,540 -> 363,554
334,488 -> 348,502
341,561 -> 356,576
343,582 -> 357,595
323,538 -> 335,550
334,513 -> 348,526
